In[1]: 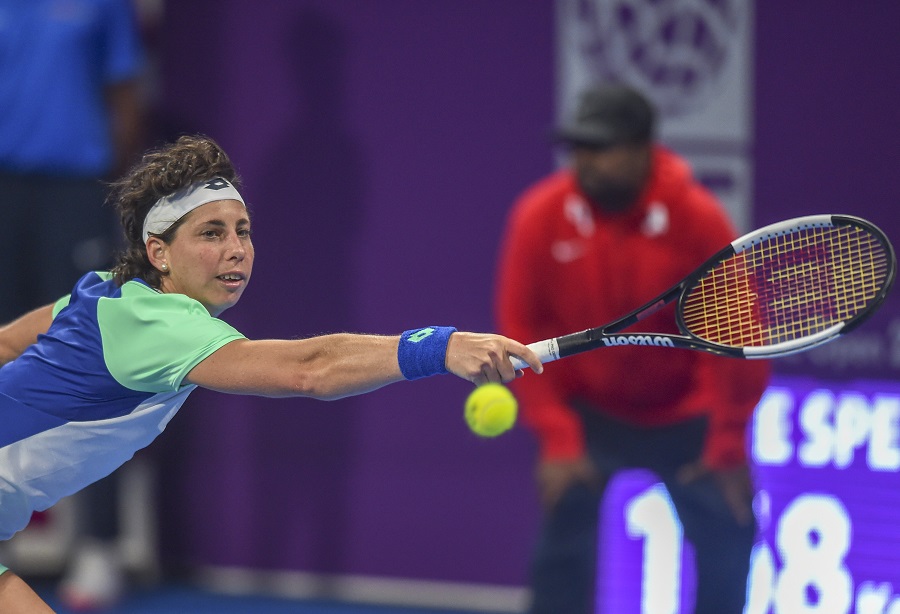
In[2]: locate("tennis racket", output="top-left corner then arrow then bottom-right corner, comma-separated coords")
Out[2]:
510,214 -> 896,368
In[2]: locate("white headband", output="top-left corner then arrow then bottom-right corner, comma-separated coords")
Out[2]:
142,177 -> 245,242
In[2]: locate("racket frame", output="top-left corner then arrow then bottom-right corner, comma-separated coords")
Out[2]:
512,214 -> 896,368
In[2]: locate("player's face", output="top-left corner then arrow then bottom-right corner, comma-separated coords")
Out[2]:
158,200 -> 254,316
572,143 -> 652,213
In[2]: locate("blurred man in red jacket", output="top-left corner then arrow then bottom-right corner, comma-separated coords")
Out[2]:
495,84 -> 770,614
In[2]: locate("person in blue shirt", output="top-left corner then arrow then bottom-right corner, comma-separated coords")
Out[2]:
0,0 -> 145,321
0,134 -> 544,611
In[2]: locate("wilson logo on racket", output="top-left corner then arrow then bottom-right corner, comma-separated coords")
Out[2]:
750,243 -> 838,341
601,335 -> 675,347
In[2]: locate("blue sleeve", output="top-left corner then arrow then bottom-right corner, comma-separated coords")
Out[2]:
101,0 -> 144,83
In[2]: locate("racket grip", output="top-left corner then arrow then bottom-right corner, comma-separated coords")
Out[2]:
510,338 -> 560,371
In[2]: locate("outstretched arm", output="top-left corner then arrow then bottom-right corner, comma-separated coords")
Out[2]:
0,304 -> 54,366
185,330 -> 543,400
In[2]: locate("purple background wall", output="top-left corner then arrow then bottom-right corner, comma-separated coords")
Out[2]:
754,2 -> 899,383
149,0 -> 899,587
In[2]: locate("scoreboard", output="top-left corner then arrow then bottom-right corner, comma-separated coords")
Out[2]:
594,377 -> 900,614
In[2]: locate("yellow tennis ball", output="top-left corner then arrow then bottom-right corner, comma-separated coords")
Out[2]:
464,383 -> 518,437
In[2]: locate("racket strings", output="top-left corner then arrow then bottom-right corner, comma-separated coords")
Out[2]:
681,224 -> 892,348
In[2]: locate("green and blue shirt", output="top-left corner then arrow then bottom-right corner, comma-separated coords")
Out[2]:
0,272 -> 244,539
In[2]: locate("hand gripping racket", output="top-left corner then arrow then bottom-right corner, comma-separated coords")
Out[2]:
511,214 -> 896,368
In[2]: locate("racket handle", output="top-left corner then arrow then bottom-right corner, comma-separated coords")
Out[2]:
511,338 -> 560,371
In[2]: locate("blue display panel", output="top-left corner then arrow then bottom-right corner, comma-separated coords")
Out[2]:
594,377 -> 900,614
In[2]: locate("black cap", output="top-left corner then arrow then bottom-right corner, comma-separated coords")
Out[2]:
555,84 -> 656,148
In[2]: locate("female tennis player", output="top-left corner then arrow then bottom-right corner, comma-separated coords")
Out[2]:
0,135 -> 543,611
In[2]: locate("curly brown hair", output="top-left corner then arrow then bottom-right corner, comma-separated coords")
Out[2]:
108,135 -> 242,288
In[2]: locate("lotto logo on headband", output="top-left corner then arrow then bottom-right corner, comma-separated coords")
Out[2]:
204,178 -> 231,191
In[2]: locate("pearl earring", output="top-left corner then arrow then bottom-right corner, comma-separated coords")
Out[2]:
161,263 -> 168,271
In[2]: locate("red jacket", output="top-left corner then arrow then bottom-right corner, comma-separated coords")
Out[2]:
495,146 -> 770,469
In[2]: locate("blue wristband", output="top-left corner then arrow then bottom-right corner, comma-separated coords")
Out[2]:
398,326 -> 457,380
